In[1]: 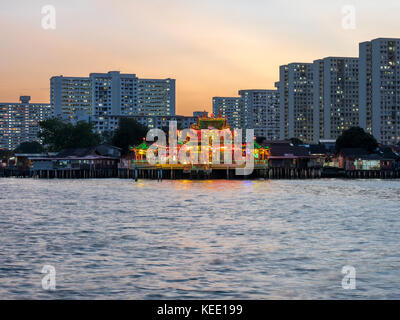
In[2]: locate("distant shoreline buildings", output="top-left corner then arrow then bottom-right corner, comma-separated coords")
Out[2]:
213,90 -> 280,140
50,71 -> 176,134
1,37 -> 400,150
213,37 -> 400,146
51,71 -> 176,118
0,96 -> 53,150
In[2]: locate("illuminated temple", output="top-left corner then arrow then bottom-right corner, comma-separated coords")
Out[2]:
130,113 -> 271,166
123,114 -> 320,179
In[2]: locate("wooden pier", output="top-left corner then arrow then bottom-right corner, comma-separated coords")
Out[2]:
31,168 -> 118,179
344,169 -> 400,179
2,166 -> 399,180
117,165 -> 325,180
0,168 -> 118,179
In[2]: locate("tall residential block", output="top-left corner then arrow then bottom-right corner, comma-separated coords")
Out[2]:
50,76 -> 92,120
0,96 -> 53,150
279,63 -> 314,143
239,90 -> 280,140
313,57 -> 359,141
90,71 -> 138,117
50,71 -> 176,124
359,38 -> 400,144
137,78 -> 175,116
277,66 -> 289,140
212,97 -> 242,129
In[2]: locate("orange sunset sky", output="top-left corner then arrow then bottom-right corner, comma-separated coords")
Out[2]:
1,0 -> 400,115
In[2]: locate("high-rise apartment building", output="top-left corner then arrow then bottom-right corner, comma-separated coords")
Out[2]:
239,90 -> 280,140
212,97 -> 242,129
50,76 -> 92,120
278,66 -> 289,141
279,63 -> 314,143
137,78 -> 175,116
51,71 -> 176,131
0,96 -> 53,150
359,38 -> 400,144
313,57 -> 359,141
212,91 -> 280,140
90,71 -> 138,117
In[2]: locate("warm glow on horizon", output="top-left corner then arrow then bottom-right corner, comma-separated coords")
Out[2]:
1,0 -> 400,115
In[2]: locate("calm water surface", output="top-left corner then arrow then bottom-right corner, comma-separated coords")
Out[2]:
0,178 -> 399,299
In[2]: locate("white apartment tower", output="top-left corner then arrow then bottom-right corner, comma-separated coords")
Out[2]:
212,97 -> 242,129
359,38 -> 400,144
0,96 -> 53,150
239,89 -> 280,140
137,78 -> 175,116
279,63 -> 314,143
50,76 -> 92,120
51,71 -> 176,128
313,57 -> 359,141
90,71 -> 137,117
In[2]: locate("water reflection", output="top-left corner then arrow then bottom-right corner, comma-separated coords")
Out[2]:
0,178 -> 399,299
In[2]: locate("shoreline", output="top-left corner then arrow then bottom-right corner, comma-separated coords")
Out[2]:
2,166 -> 400,180
1,173 -> 399,180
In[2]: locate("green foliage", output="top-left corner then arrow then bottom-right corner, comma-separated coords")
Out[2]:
14,141 -> 44,154
256,136 -> 266,144
38,119 -> 101,151
100,130 -> 114,145
111,118 -> 148,155
336,127 -> 378,153
0,149 -> 14,161
290,137 -> 303,145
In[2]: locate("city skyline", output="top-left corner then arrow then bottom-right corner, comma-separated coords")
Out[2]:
2,1 -> 400,304
2,0 -> 400,115
2,36 -> 400,148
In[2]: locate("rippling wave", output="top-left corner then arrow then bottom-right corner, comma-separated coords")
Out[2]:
0,178 -> 399,299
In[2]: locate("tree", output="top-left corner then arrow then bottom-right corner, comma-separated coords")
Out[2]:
0,149 -> 14,162
290,137 -> 303,145
111,118 -> 148,155
336,127 -> 378,153
100,130 -> 114,145
38,119 -> 101,151
14,141 -> 44,153
256,137 -> 266,144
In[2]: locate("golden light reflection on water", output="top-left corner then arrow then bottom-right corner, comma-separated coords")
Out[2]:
132,179 -> 276,193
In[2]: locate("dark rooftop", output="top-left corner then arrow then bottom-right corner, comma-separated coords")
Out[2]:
56,147 -> 96,158
339,148 -> 369,157
340,147 -> 399,160
56,144 -> 121,158
308,144 -> 329,155
269,145 -> 310,158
